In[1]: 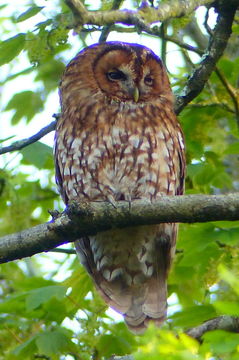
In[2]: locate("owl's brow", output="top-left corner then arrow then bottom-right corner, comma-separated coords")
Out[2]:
92,44 -> 132,71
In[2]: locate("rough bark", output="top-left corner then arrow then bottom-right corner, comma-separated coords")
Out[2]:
1,194 -> 239,263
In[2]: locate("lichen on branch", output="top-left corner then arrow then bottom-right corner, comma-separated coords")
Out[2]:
1,193 -> 239,264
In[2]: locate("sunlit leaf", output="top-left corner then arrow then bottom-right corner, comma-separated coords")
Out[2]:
5,91 -> 43,124
25,285 -> 67,311
16,6 -> 44,22
0,34 -> 25,66
20,141 -> 53,169
214,300 -> 239,316
170,305 -> 217,327
202,330 -> 239,355
12,336 -> 37,358
36,328 -> 75,355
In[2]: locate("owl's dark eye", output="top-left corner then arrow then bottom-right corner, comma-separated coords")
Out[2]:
107,70 -> 126,81
144,75 -> 153,86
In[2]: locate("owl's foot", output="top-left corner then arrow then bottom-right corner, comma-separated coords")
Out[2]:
124,194 -> 132,211
48,209 -> 61,221
106,195 -> 117,209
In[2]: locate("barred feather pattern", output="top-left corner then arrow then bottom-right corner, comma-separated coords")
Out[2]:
54,42 -> 185,333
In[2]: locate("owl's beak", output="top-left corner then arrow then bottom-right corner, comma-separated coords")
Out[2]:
133,87 -> 140,103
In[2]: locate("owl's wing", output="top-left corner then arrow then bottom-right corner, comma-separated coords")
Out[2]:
176,131 -> 186,196
54,140 -> 69,205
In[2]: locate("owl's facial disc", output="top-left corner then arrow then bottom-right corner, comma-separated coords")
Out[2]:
94,49 -> 141,102
93,46 -> 172,104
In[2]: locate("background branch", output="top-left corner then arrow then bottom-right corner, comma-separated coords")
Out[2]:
186,316 -> 239,340
214,66 -> 239,125
0,119 -> 57,155
1,193 -> 239,264
175,0 -> 238,113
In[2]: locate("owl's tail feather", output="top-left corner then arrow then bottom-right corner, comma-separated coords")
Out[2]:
75,237 -> 168,334
124,276 -> 167,334
96,273 -> 167,334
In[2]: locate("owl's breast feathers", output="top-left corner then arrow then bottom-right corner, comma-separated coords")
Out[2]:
55,100 -> 184,204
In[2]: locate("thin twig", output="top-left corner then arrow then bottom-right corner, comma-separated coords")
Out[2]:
188,102 -> 235,113
4,325 -> 23,343
214,66 -> 239,126
0,120 -> 57,155
49,248 -> 76,255
160,22 -> 167,65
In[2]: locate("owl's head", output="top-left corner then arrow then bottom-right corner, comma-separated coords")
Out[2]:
92,42 -> 172,104
60,42 -> 173,107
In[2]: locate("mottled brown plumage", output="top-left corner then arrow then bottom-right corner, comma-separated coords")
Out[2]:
54,41 -> 185,333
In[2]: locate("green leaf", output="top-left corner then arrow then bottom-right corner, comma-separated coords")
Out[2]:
0,293 -> 26,314
16,6 -> 44,22
20,141 -> 53,169
0,34 -> 25,66
218,264 -> 239,296
0,135 -> 15,143
135,327 -> 201,360
42,298 -> 67,323
203,330 -> 239,354
214,301 -> 239,316
36,328 -> 74,355
5,91 -> 43,124
224,142 -> 239,155
12,336 -> 37,358
25,285 -> 67,311
35,59 -> 65,92
97,334 -> 133,357
170,305 -> 217,327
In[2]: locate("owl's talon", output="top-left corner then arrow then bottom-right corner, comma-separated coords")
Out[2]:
124,195 -> 132,211
48,209 -> 60,221
106,196 -> 117,209
127,200 -> 132,212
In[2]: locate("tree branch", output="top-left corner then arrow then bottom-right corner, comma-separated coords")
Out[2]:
186,316 -> 239,340
0,120 -> 57,155
175,0 -> 238,113
99,0 -> 124,43
65,0 -> 214,27
1,194 -> 239,264
214,66 -> 239,126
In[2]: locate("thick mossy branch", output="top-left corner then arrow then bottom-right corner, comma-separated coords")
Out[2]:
139,0 -> 213,23
65,0 -> 214,26
1,194 -> 239,264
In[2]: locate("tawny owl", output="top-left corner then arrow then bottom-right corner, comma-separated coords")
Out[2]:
54,41 -> 185,333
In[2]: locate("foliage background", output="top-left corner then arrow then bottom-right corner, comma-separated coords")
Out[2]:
0,0 -> 239,359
